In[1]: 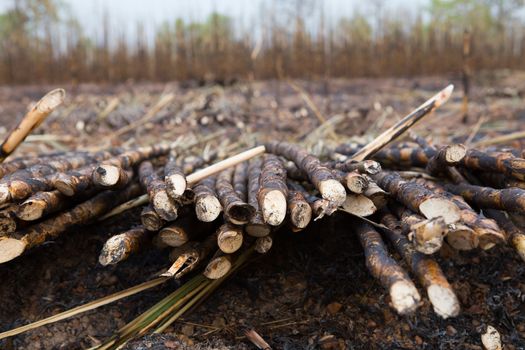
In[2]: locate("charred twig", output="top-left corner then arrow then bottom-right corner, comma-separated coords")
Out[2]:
258,154 -> 288,226
164,151 -> 186,199
445,182 -> 525,214
264,141 -> 346,206
246,158 -> 271,237
485,210 -> 525,262
332,169 -> 368,194
287,190 -> 312,231
93,144 -> 171,187
0,183 -> 143,264
99,226 -> 152,266
354,220 -> 421,315
373,171 -> 460,224
140,205 -> 166,231
16,190 -> 70,221
459,149 -> 525,181
390,203 -> 448,254
193,176 -> 222,223
425,144 -> 467,177
329,159 -> 382,175
139,161 -> 179,221
417,179 -> 505,250
378,210 -> 459,319
0,89 -> 65,163
163,232 -> 217,278
216,167 -> 255,225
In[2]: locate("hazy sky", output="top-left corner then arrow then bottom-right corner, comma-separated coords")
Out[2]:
63,0 -> 427,36
0,0 -> 429,44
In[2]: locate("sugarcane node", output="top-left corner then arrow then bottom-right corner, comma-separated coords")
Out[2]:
195,195 -> 222,222
260,189 -> 287,226
93,164 -> 121,186
140,205 -> 166,231
151,191 -> 179,221
165,173 -> 187,198
340,194 -> 377,217
445,182 -> 525,214
258,154 -> 288,226
98,234 -> 130,266
289,200 -> 312,229
485,209 -> 524,261
245,222 -> 271,237
203,255 -> 232,280
445,223 -> 479,251
345,172 -> 369,194
53,176 -> 78,196
255,236 -> 273,254
0,184 -> 10,204
410,217 -> 448,254
217,225 -> 243,253
444,144 -> 467,163
0,237 -> 27,263
318,179 -> 347,205
158,225 -> 189,247
17,198 -> 46,221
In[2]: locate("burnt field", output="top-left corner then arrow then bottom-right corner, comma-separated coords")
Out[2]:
1,74 -> 525,349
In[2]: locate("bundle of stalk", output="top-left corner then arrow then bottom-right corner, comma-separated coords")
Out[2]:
10,85 -> 521,346
0,142 -> 234,263
334,138 -> 525,259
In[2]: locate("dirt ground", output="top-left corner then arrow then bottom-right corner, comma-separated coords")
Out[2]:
1,73 -> 525,349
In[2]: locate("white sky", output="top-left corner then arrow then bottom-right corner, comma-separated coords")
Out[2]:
59,0 -> 427,38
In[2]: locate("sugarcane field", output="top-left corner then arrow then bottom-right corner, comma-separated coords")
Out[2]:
3,1 -> 525,350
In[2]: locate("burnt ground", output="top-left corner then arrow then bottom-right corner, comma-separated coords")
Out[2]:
1,73 -> 525,349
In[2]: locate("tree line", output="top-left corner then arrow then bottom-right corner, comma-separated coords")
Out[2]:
0,0 -> 524,84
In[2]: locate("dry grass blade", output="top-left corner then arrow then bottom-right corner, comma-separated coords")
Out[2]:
91,247 -> 254,349
245,329 -> 272,350
0,88 -> 65,162
110,93 -> 175,139
0,277 -> 168,340
472,130 -> 525,147
351,85 -> 453,162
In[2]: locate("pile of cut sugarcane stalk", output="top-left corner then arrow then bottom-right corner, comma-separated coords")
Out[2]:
2,84 -> 525,346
